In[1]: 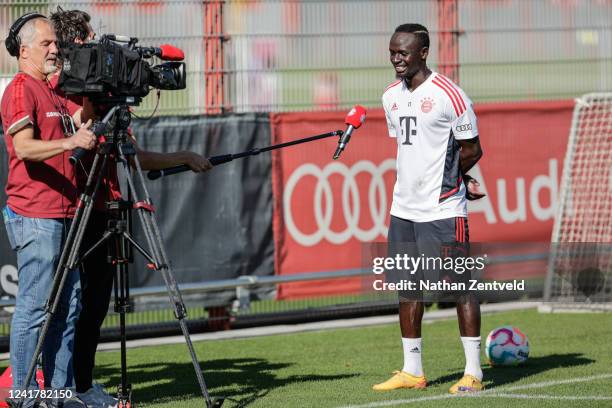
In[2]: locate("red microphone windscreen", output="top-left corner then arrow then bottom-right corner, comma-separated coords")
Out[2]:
345,105 -> 367,128
159,44 -> 185,61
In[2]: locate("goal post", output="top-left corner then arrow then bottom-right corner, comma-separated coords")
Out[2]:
541,93 -> 612,312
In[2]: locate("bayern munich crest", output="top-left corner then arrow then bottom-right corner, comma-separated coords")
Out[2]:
421,97 -> 434,113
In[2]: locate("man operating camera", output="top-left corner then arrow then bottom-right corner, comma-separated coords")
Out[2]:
1,12 -> 98,408
48,8 -> 212,408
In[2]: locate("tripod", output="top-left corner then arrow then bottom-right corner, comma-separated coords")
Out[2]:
19,101 -> 223,408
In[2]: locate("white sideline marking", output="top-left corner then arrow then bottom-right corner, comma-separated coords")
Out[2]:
339,373 -> 612,408
495,373 -> 612,392
488,393 -> 612,400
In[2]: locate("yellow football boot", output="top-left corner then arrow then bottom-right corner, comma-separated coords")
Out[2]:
449,374 -> 485,394
372,371 -> 427,391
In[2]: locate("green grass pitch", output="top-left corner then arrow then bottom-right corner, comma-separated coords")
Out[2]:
3,308 -> 611,407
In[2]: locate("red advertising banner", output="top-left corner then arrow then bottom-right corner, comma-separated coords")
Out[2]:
271,100 -> 574,299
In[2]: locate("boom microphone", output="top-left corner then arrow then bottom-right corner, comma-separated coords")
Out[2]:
333,105 -> 366,160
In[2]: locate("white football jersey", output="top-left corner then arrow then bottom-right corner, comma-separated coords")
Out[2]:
382,72 -> 479,222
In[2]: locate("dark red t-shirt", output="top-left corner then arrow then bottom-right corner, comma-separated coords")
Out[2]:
48,74 -> 122,211
1,72 -> 81,218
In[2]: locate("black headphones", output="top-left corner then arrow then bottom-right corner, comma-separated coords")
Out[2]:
5,12 -> 46,57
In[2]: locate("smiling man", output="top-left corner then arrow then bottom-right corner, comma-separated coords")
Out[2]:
373,24 -> 485,394
1,12 -> 97,408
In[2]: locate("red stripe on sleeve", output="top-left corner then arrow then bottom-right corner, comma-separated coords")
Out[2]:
436,75 -> 467,113
384,80 -> 402,93
432,78 -> 461,117
14,75 -> 26,116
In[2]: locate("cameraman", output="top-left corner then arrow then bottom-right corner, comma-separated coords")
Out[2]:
49,8 -> 212,408
1,13 -> 97,408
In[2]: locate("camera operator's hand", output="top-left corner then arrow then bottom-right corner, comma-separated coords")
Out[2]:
182,151 -> 213,173
63,119 -> 96,151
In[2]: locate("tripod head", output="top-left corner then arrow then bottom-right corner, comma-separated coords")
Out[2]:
70,97 -> 141,164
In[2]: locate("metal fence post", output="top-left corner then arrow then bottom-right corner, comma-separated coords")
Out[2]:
204,0 -> 226,114
437,0 -> 461,83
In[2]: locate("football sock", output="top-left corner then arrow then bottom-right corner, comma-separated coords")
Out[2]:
461,336 -> 483,380
401,337 -> 424,376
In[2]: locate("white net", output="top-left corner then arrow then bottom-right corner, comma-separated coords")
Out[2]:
542,93 -> 612,312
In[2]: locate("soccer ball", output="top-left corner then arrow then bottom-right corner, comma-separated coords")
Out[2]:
485,326 -> 529,366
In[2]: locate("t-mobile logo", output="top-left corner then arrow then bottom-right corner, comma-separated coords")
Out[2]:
400,116 -> 417,145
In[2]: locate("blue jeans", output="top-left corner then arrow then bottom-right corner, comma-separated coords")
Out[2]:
2,206 -> 81,398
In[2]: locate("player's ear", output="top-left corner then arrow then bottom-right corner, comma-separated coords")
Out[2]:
420,46 -> 429,61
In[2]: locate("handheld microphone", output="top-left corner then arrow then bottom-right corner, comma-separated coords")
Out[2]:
333,105 -> 366,160
139,44 -> 185,61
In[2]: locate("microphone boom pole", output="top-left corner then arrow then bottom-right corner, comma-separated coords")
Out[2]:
147,129 -> 344,180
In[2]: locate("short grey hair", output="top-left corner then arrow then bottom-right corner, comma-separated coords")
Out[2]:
17,17 -> 49,48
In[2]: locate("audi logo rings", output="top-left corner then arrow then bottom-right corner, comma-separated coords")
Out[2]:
283,159 -> 396,246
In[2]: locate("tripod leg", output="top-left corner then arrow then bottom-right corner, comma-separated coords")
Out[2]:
117,145 -> 216,407
78,230 -> 114,264
113,250 -> 132,407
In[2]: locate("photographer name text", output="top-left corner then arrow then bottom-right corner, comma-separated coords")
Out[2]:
372,279 -> 526,292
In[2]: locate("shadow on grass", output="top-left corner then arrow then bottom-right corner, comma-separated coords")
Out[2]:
94,357 -> 357,407
429,353 -> 595,388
